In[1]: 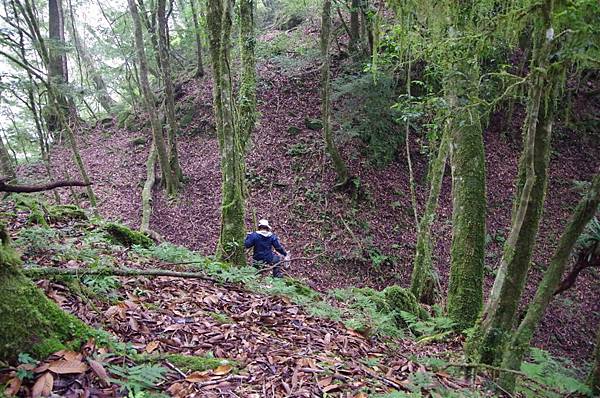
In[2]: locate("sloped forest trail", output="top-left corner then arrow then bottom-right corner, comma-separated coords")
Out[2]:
2,203 -> 477,397
25,23 -> 600,363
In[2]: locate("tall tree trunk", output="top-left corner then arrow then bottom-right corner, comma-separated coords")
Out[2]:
0,137 -> 16,180
158,0 -> 183,184
589,323 -> 600,395
410,129 -> 449,303
128,0 -> 178,197
0,224 -> 91,361
446,66 -> 486,330
498,172 -> 600,392
207,0 -> 247,265
239,0 -> 256,148
66,0 -> 114,114
141,141 -> 157,233
469,0 -> 557,365
321,0 -> 350,187
46,0 -> 71,132
189,0 -> 205,78
349,0 -> 360,53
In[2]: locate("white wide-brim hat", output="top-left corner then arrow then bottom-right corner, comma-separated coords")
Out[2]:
258,219 -> 271,230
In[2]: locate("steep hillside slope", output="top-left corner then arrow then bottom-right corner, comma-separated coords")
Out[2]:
27,24 -> 600,364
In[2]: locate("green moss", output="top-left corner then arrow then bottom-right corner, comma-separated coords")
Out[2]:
165,354 -> 231,372
104,222 -> 153,248
130,137 -> 147,146
1,267 -> 91,360
383,286 -> 429,322
207,311 -> 233,325
48,205 -> 87,223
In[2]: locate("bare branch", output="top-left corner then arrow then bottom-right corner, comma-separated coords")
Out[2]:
0,179 -> 92,193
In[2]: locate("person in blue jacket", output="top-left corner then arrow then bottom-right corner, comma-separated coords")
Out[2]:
244,219 -> 289,278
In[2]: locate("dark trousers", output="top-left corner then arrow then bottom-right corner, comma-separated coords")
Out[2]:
253,255 -> 284,278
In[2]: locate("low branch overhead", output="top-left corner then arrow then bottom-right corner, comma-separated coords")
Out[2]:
0,179 -> 92,193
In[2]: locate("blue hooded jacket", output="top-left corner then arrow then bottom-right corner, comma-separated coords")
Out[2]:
244,230 -> 287,263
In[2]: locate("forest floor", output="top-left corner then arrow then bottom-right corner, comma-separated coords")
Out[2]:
2,200 -> 494,397
20,19 -> 600,370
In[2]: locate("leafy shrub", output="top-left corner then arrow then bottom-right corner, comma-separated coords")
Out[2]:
133,242 -> 204,264
333,72 -> 403,166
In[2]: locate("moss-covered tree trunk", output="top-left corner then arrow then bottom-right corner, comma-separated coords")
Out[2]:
589,323 -> 600,395
349,0 -> 360,53
470,0 -> 557,365
157,0 -> 183,184
141,140 -> 157,233
128,0 -> 177,197
321,0 -> 350,187
446,66 -> 486,330
189,0 -> 205,78
410,129 -> 449,303
239,0 -> 256,149
207,0 -> 247,265
498,172 -> 600,392
0,138 -> 16,180
0,225 -> 90,361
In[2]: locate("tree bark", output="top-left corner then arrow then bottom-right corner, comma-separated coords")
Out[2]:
128,0 -> 178,197
410,130 -> 449,304
46,0 -> 72,132
141,140 -> 157,233
239,0 -> 257,149
157,0 -> 183,184
207,0 -> 247,265
349,0 -> 360,53
446,67 -> 486,330
0,137 -> 16,181
189,0 -> 205,78
589,323 -> 600,395
321,0 -> 350,187
498,171 -> 600,392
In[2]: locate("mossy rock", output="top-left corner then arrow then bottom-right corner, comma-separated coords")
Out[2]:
304,118 -> 323,130
130,136 -> 147,146
48,205 -> 87,223
383,286 -> 429,323
104,222 -> 153,248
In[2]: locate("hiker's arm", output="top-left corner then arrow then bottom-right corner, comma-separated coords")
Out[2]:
272,235 -> 287,256
244,233 -> 254,248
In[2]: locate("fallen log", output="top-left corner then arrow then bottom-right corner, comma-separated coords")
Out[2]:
23,266 -> 219,283
0,179 -> 92,193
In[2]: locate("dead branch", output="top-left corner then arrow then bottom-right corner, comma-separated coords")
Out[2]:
554,250 -> 599,295
24,266 -> 220,283
0,179 -> 92,193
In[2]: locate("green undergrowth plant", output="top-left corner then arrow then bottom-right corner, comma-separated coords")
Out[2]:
106,362 -> 168,397
332,72 -> 402,166
516,348 -> 592,397
15,226 -> 57,256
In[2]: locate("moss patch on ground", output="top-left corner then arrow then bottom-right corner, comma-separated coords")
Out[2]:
164,354 -> 232,372
104,222 -> 153,248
